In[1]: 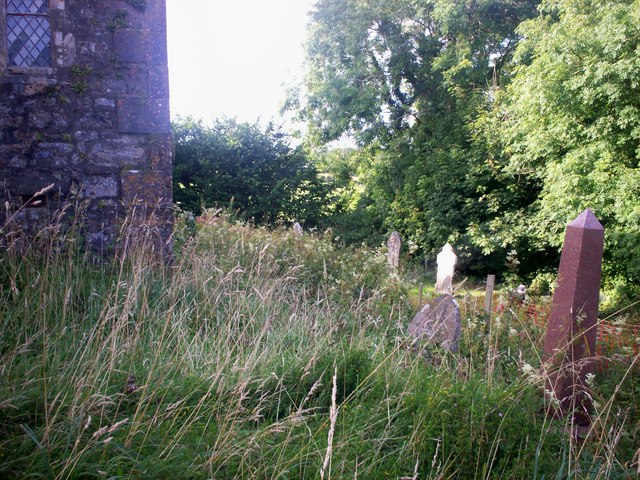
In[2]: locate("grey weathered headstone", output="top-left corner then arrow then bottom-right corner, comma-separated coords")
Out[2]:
408,294 -> 461,352
387,231 -> 402,269
292,222 -> 303,237
435,243 -> 457,293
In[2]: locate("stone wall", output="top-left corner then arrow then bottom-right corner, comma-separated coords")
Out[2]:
0,0 -> 172,255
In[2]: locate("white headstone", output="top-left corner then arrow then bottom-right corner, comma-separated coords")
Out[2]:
435,243 -> 457,293
292,222 -> 303,237
387,231 -> 402,269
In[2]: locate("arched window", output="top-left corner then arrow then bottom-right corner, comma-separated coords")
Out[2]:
6,0 -> 51,67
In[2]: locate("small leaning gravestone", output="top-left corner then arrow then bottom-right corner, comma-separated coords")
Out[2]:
408,294 -> 461,352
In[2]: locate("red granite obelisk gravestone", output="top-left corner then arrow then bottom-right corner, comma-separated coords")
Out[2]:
543,209 -> 604,426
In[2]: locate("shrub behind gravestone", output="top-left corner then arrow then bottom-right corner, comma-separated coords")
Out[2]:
528,272 -> 556,296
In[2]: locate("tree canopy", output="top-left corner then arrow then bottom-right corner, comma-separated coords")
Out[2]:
300,0 -> 539,271
470,0 -> 640,289
303,0 -> 537,144
297,0 -> 640,294
171,0 -> 639,298
173,117 -> 329,226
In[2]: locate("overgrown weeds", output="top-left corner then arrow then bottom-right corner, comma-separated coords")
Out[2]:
0,212 -> 637,478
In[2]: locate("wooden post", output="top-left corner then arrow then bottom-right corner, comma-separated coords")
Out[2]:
484,274 -> 495,316
418,283 -> 424,306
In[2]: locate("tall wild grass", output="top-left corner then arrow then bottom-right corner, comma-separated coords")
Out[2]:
0,211 -> 638,479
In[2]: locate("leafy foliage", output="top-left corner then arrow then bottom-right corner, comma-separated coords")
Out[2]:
310,147 -> 387,245
470,0 -> 640,292
173,117 -> 330,226
299,0 -> 538,272
303,0 -> 537,144
299,0 -> 640,294
170,0 -> 640,295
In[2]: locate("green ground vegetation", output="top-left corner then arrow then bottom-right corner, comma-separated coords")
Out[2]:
1,216 -> 638,479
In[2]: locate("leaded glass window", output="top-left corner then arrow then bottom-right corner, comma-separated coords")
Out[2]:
6,0 -> 51,67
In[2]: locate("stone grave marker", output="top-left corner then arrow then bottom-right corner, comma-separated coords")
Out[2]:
292,222 -> 303,237
408,294 -> 461,352
542,209 -> 604,426
387,231 -> 401,269
435,243 -> 457,293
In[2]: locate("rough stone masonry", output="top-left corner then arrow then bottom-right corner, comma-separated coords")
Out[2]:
0,0 -> 172,254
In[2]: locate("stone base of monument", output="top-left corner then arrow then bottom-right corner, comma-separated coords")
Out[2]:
543,357 -> 596,427
408,294 -> 461,353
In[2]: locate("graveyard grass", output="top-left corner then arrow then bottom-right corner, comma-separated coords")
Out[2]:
0,214 -> 638,479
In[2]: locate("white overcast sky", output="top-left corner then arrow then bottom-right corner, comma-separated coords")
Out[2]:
166,0 -> 314,128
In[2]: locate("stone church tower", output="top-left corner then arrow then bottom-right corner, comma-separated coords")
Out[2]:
0,0 -> 172,254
